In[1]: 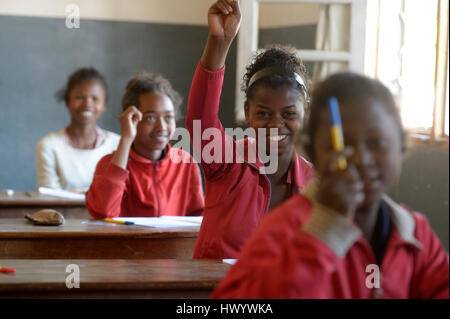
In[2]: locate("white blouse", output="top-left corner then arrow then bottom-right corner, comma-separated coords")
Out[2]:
35,128 -> 120,191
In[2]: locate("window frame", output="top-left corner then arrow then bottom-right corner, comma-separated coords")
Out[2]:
235,0 -> 369,123
429,0 -> 449,147
235,0 -> 449,150
376,0 -> 449,148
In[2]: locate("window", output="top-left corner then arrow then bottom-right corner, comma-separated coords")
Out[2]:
375,0 -> 449,146
235,0 -> 369,122
235,0 -> 449,148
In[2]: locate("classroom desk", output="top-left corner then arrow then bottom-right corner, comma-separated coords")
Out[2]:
0,259 -> 231,298
0,191 -> 88,218
0,219 -> 199,259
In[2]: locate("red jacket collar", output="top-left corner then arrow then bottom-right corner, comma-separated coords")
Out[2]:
287,154 -> 313,187
129,144 -> 172,165
301,181 -> 423,255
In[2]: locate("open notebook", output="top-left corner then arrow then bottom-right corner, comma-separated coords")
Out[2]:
113,216 -> 203,229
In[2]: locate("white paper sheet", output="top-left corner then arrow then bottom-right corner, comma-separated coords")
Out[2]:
222,259 -> 237,265
160,216 -> 203,224
38,187 -> 85,200
113,217 -> 202,228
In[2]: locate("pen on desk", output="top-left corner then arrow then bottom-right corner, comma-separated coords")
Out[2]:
104,218 -> 135,225
0,266 -> 15,274
328,96 -> 347,170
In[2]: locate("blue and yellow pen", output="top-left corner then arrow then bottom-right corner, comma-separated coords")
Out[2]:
104,218 -> 135,225
328,96 -> 347,170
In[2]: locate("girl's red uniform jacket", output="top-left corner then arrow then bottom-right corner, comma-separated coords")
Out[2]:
213,183 -> 449,299
186,62 -> 314,259
86,145 -> 204,218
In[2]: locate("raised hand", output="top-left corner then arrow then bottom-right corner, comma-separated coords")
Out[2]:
119,105 -> 142,142
112,106 -> 143,169
201,0 -> 242,70
208,0 -> 242,41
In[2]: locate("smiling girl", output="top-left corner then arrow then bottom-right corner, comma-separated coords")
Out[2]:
186,0 -> 314,258
36,67 -> 120,191
86,72 -> 204,218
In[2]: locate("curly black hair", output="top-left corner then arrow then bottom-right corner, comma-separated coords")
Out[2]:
242,45 -> 309,103
121,72 -> 182,119
56,67 -> 108,104
301,72 -> 406,162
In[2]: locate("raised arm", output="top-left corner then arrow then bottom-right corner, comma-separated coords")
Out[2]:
186,1 -> 242,179
86,106 -> 142,219
201,0 -> 242,71
111,106 -> 142,169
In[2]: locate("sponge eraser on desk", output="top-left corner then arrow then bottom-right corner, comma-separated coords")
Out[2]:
25,209 -> 65,226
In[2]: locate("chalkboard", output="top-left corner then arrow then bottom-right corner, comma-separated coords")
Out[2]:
0,15 -> 318,190
0,15 -> 238,190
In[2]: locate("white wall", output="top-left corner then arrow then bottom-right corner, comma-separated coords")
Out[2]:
0,0 -> 213,25
0,0 -> 320,27
259,3 -> 320,28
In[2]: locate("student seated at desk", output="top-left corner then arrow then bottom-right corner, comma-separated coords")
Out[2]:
186,0 -> 314,259
36,67 -> 120,191
212,72 -> 449,299
86,72 -> 204,218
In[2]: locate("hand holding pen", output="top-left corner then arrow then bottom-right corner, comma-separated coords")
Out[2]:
316,97 -> 365,220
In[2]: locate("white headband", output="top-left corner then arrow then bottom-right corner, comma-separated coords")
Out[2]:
247,66 -> 306,96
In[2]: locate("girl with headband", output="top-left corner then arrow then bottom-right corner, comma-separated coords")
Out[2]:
186,0 -> 314,258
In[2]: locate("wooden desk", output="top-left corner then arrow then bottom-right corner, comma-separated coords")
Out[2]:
0,219 -> 199,259
0,259 -> 230,298
0,191 -> 88,218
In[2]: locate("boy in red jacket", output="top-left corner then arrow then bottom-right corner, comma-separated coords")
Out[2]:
86,72 -> 204,218
212,72 -> 449,299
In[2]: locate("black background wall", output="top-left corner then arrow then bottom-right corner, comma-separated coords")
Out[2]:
0,15 -> 238,190
0,15 -> 317,191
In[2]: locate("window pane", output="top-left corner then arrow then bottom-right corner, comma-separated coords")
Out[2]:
259,3 -> 320,50
401,0 -> 438,131
306,61 -> 349,85
377,0 -> 438,132
376,0 -> 403,97
258,3 -> 351,84
258,3 -> 351,52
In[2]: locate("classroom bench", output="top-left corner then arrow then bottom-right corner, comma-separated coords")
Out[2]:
0,259 -> 230,298
0,191 -> 88,218
0,219 -> 199,259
